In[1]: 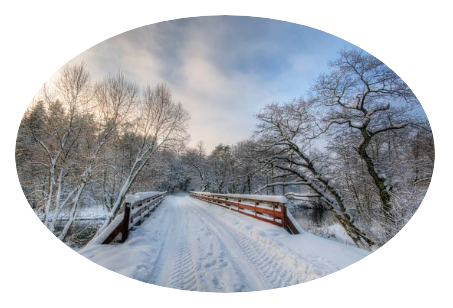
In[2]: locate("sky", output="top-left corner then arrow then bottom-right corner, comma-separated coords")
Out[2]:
64,16 -> 355,152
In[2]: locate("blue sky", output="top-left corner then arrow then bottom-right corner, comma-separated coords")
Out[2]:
67,16 -> 355,151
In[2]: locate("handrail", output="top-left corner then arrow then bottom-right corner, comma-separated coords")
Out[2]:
190,192 -> 300,234
100,191 -> 167,244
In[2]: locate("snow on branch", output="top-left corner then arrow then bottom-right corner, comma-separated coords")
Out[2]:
285,192 -> 321,199
253,181 -> 308,194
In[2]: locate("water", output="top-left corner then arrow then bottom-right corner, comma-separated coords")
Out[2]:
290,206 -> 336,231
54,218 -> 105,247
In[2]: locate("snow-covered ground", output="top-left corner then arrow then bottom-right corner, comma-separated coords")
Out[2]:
79,194 -> 369,292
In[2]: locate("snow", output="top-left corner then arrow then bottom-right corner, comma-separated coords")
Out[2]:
125,191 -> 165,204
286,210 -> 305,234
192,191 -> 288,203
90,213 -> 124,245
285,192 -> 320,199
79,194 -> 369,292
314,224 -> 356,246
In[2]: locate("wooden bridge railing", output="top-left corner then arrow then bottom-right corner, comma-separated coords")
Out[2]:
99,191 -> 167,244
190,192 -> 300,234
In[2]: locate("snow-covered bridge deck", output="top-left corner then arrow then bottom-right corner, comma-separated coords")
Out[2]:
80,194 -> 369,292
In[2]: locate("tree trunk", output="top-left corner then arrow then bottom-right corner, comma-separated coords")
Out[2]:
247,175 -> 252,194
358,129 -> 394,234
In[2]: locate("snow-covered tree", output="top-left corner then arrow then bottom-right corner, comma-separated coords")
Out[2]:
183,141 -> 210,191
18,63 -> 92,234
97,83 -> 189,233
208,144 -> 235,193
16,66 -> 190,244
254,99 -> 375,249
57,70 -> 138,240
311,49 -> 423,237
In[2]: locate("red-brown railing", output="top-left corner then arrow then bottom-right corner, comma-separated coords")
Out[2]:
190,192 -> 300,234
99,191 -> 167,244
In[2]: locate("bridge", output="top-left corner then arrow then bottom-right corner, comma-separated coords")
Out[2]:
80,192 -> 369,292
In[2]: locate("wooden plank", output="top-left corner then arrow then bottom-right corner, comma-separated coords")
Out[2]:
193,192 -> 284,207
131,205 -> 148,221
191,192 -> 295,233
192,194 -> 284,227
102,220 -> 125,244
130,194 -> 165,225
121,204 -> 131,242
194,194 -> 284,217
102,192 -> 167,244
226,200 -> 284,217
285,215 -> 300,234
230,207 -> 283,227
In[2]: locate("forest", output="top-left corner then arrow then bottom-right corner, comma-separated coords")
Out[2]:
15,49 -> 434,249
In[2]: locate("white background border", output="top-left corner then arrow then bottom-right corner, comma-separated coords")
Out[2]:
1,1 -> 451,307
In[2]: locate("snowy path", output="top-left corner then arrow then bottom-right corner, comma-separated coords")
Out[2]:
80,194 -> 369,292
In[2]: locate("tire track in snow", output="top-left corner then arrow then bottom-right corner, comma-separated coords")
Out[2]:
82,195 -> 366,292
212,204 -> 339,278
185,199 -> 277,290
167,235 -> 198,291
187,198 -> 321,289
136,221 -> 172,284
183,198 -> 266,292
133,195 -> 321,291
130,206 -> 173,284
139,197 -> 198,290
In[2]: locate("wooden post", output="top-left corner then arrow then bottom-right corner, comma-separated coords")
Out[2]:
281,203 -> 286,228
272,203 -> 276,223
121,203 -> 131,243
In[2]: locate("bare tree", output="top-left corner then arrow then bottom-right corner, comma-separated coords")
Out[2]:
97,83 -> 189,233
312,49 -> 419,234
184,141 -> 210,191
255,99 -> 375,249
59,70 -> 138,240
232,140 -> 267,194
22,63 -> 91,232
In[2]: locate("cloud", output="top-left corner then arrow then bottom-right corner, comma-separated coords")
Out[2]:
55,16 -> 355,152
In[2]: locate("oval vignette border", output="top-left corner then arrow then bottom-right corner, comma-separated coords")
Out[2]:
4,2 -> 448,308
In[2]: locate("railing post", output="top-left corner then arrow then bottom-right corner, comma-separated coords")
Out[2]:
272,203 -> 276,223
281,203 -> 287,228
121,203 -> 131,243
